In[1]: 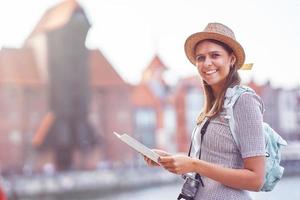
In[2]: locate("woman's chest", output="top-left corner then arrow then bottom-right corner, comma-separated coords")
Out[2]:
193,115 -> 239,157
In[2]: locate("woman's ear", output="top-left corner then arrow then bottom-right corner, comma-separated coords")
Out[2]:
230,54 -> 237,67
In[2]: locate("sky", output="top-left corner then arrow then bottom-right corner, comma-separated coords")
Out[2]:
0,0 -> 300,89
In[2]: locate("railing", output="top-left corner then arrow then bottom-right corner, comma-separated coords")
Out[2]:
3,167 -> 181,199
281,141 -> 300,161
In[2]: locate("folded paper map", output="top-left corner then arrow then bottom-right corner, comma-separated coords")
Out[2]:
113,131 -> 160,164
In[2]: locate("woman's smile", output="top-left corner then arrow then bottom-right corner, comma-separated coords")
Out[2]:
204,69 -> 218,76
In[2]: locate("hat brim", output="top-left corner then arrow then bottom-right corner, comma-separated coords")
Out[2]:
184,32 -> 245,69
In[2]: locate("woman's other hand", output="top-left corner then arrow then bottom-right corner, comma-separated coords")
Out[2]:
143,149 -> 171,167
159,154 -> 196,174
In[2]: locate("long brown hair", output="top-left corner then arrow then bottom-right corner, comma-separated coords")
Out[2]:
196,39 -> 241,124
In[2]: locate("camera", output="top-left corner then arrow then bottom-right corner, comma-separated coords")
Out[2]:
177,173 -> 203,200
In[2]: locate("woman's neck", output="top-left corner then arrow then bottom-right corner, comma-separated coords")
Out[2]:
211,85 -> 222,97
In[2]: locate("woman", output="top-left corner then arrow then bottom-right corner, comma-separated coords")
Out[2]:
144,23 -> 265,199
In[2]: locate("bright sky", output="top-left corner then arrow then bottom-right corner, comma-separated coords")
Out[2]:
0,0 -> 300,88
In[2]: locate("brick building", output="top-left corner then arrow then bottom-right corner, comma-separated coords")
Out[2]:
174,76 -> 204,152
0,0 -> 133,173
0,47 -> 46,174
132,55 -> 177,155
248,80 -> 300,140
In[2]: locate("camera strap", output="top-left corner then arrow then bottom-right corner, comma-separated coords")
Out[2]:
187,117 -> 210,158
187,117 -> 210,187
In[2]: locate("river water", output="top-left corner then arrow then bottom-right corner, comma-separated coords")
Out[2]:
96,176 -> 300,200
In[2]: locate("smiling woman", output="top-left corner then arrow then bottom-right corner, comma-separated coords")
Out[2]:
144,22 -> 266,200
194,40 -> 235,96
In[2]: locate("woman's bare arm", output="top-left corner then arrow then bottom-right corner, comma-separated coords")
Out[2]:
159,155 -> 265,191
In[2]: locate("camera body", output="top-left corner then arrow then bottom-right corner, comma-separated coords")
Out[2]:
177,174 -> 201,200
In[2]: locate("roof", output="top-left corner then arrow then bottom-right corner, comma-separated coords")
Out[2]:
247,80 -> 265,96
173,75 -> 203,97
131,83 -> 159,107
0,48 -> 42,86
25,0 -> 82,41
89,49 -> 128,87
180,75 -> 202,87
146,55 -> 168,70
142,55 -> 168,84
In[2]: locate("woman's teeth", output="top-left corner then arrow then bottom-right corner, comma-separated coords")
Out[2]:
205,70 -> 217,75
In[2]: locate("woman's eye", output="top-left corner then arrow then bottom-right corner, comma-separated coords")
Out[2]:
196,55 -> 205,62
211,53 -> 220,58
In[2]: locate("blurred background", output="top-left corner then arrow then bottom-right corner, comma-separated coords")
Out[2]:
0,0 -> 300,199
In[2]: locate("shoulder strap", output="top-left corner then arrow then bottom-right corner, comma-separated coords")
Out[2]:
224,85 -> 255,149
187,126 -> 198,157
187,117 -> 209,157
224,85 -> 254,108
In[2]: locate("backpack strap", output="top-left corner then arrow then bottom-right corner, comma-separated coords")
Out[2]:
223,85 -> 255,149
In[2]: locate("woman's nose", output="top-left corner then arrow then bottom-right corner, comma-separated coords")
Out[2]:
204,57 -> 212,67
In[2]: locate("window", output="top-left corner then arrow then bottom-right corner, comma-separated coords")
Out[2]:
185,88 -> 204,135
134,108 -> 156,148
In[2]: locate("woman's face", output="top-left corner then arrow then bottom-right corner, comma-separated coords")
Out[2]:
194,40 -> 236,93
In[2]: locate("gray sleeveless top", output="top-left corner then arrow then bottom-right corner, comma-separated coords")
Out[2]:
190,92 -> 265,200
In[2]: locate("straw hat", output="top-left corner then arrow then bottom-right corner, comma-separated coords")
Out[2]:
184,22 -> 247,69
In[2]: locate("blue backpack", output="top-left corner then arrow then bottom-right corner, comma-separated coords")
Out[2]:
223,85 -> 287,192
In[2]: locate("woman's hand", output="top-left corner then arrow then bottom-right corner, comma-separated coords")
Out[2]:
143,149 -> 171,167
159,154 -> 196,175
